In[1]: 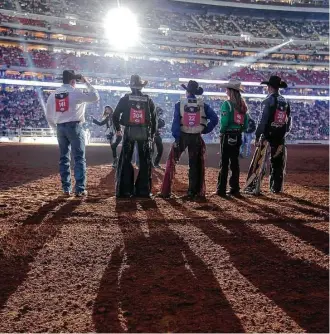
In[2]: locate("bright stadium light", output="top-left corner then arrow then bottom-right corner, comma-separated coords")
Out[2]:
104,7 -> 140,50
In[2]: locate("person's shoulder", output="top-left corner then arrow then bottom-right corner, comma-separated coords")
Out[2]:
221,100 -> 230,108
263,94 -> 275,105
119,94 -> 129,101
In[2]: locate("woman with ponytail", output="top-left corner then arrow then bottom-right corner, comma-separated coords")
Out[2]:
216,79 -> 249,197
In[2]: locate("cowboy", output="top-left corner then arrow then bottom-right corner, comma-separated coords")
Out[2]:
216,79 -> 249,197
160,80 -> 218,199
92,105 -> 122,168
45,70 -> 99,197
240,114 -> 256,158
254,75 -> 292,194
113,74 -> 157,198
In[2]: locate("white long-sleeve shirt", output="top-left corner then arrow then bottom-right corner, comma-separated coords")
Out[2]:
45,82 -> 99,130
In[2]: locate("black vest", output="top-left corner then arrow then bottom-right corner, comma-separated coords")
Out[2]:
265,94 -> 290,140
120,93 -> 151,127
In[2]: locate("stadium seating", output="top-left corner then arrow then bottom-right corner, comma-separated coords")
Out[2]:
235,17 -> 282,38
1,5 -> 328,41
0,89 -> 328,142
0,1 -> 328,143
298,70 -> 329,86
272,19 -> 320,40
0,0 -> 15,10
0,43 -> 328,87
194,14 -> 240,35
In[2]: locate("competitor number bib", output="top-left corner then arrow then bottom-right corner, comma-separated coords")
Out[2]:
129,108 -> 146,125
183,105 -> 201,127
274,109 -> 286,125
55,92 -> 69,113
234,109 -> 244,125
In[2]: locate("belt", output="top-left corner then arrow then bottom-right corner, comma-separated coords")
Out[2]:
225,129 -> 241,134
57,121 -> 81,125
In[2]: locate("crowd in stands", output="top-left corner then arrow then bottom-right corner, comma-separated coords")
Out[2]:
1,23 -> 328,55
0,0 -> 15,10
288,100 -> 329,140
143,10 -> 200,32
19,0 -> 64,17
1,88 -> 328,142
194,14 -> 240,35
1,7 -> 328,41
10,0 -> 329,22
63,0 -> 103,21
218,0 -> 328,6
272,19 -> 320,40
0,45 -> 26,67
0,89 -> 49,132
0,44 -> 328,88
0,13 -> 47,28
298,70 -> 329,85
235,17 -> 282,38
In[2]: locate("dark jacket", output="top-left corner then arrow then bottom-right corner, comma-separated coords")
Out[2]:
155,107 -> 165,136
172,94 -> 218,141
92,115 -> 114,132
255,92 -> 291,141
113,91 -> 157,137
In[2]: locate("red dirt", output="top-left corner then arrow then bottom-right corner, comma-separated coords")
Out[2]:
0,143 -> 328,333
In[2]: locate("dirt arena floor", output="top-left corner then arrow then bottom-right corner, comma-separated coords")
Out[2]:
0,143 -> 328,333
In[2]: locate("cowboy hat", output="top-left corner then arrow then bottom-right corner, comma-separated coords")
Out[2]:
129,74 -> 148,89
181,80 -> 204,95
261,75 -> 288,89
218,79 -> 244,92
62,70 -> 82,83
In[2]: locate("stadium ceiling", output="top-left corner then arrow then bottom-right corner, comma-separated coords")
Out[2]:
171,0 -> 329,13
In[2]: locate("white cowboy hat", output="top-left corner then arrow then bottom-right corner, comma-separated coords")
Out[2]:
218,79 -> 244,92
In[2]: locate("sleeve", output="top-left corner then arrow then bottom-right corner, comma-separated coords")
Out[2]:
255,97 -> 272,140
92,117 -> 108,126
286,103 -> 292,133
202,103 -> 219,134
220,101 -> 230,134
113,97 -> 125,131
149,98 -> 157,137
171,102 -> 181,141
45,93 -> 56,131
74,82 -> 100,103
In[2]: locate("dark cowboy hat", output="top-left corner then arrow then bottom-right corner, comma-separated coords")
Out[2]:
62,70 -> 82,83
129,74 -> 148,89
217,79 -> 244,92
181,80 -> 204,95
261,75 -> 288,89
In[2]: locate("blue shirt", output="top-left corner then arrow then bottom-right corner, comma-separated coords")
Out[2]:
171,94 -> 219,141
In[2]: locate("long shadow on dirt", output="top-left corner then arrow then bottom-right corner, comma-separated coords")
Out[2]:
0,198 -> 82,311
235,196 -> 329,254
165,196 -> 329,333
92,199 -> 244,333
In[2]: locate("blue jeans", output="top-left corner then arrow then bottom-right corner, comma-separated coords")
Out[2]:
57,122 -> 86,193
240,132 -> 253,157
